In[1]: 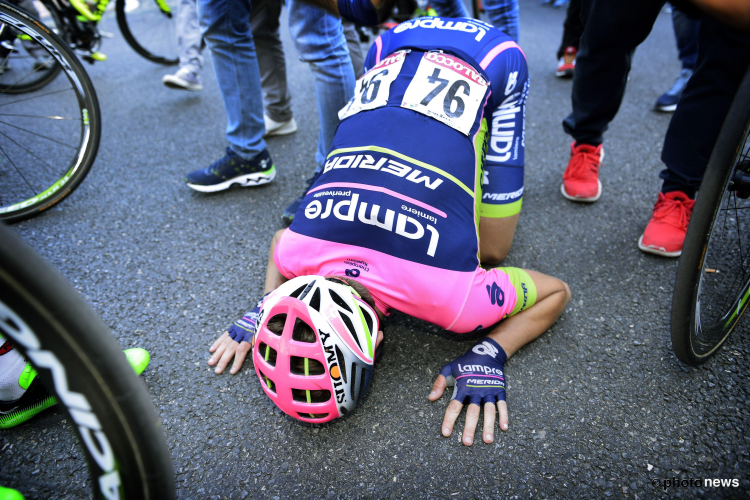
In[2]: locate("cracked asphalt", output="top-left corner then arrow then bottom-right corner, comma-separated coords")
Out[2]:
1,1 -> 749,499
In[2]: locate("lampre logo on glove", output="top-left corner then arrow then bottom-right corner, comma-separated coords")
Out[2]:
440,338 -> 508,406
227,293 -> 270,345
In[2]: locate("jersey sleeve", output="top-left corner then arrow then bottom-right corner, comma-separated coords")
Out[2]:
479,46 -> 529,218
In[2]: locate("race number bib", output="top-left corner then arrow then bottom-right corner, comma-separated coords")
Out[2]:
401,52 -> 489,135
339,50 -> 408,121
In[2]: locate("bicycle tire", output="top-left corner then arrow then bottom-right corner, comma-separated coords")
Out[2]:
671,66 -> 750,366
115,0 -> 178,66
0,0 -> 101,223
0,223 -> 175,499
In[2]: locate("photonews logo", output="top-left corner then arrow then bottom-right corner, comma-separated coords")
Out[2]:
652,477 -> 740,491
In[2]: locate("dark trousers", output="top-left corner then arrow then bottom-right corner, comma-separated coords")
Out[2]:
562,0 -> 750,196
556,0 -> 584,59
660,16 -> 750,197
562,0 -> 665,146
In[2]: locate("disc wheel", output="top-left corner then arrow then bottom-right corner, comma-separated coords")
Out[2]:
0,222 -> 175,498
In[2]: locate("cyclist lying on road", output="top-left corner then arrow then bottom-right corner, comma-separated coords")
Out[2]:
208,17 -> 571,446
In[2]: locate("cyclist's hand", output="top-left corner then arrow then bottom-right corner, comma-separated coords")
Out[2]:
427,338 -> 509,446
208,294 -> 268,375
208,332 -> 252,375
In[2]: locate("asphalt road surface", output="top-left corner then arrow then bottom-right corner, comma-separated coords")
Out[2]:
2,1 -> 749,499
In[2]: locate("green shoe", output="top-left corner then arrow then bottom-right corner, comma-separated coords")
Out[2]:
0,348 -> 151,429
123,348 -> 150,375
0,486 -> 24,500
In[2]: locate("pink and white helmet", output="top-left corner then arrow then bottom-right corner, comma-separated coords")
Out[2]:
253,275 -> 380,423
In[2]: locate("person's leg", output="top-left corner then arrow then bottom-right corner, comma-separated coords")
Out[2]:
251,0 -> 293,125
654,7 -> 700,111
560,0 -> 664,202
176,0 -> 203,72
640,17 -> 750,257
661,18 -> 750,198
197,0 -> 266,160
672,7 -> 700,71
481,0 -> 519,43
287,0 -> 356,170
163,0 -> 204,90
556,0 -> 582,59
429,0 -> 470,20
342,21 -> 364,79
562,0 -> 665,146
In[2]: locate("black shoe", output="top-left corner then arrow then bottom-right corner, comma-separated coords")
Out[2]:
281,170 -> 321,226
186,148 -> 275,193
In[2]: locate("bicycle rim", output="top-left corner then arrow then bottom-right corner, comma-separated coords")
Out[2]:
0,1 -> 100,223
116,0 -> 178,65
691,125 -> 750,357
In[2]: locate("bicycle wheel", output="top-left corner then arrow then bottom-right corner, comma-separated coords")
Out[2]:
671,67 -> 750,366
0,0 -> 100,223
0,223 -> 175,498
116,0 -> 178,66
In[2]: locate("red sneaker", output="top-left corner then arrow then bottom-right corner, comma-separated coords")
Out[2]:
561,142 -> 604,202
638,191 -> 695,257
555,46 -> 576,78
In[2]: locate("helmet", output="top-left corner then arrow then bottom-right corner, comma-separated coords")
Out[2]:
253,275 -> 380,423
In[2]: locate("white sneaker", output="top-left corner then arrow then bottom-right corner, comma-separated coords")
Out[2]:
162,67 -> 203,92
264,115 -> 297,137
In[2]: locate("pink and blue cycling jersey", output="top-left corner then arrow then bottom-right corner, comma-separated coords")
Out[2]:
275,18 -> 530,333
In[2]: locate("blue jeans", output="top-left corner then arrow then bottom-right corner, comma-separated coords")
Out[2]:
197,0 -> 266,160
288,0 -> 356,171
429,0 -> 469,18
483,0 -> 519,43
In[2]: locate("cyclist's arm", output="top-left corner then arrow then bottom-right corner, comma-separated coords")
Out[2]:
208,230 -> 289,374
478,46 -> 529,266
428,270 -> 570,445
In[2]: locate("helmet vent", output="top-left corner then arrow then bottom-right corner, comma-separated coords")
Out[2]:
328,289 -> 353,313
258,369 -> 276,393
360,305 -> 374,333
335,345 -> 348,383
292,388 -> 331,403
309,288 -> 321,312
258,342 -> 277,366
290,356 -> 325,375
291,318 -> 317,343
340,314 -> 363,351
350,362 -> 357,399
359,367 -> 368,401
267,314 -> 286,336
289,284 -> 308,299
297,412 -> 329,419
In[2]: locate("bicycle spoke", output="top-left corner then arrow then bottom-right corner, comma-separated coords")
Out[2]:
0,127 -> 65,180
0,112 -> 80,120
0,87 -> 73,108
0,58 -> 57,92
0,118 -> 78,148
0,139 -> 37,196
